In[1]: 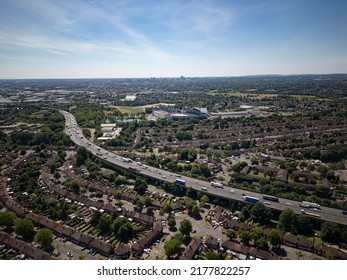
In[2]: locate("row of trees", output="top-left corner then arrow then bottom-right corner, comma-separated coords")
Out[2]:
164,219 -> 193,258
89,211 -> 134,242
0,213 -> 53,250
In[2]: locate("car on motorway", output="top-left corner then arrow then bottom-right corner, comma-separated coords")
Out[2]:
67,252 -> 74,257
201,187 -> 207,191
264,201 -> 271,205
230,189 -> 234,193
162,175 -> 166,179
313,208 -> 320,212
286,202 -> 292,206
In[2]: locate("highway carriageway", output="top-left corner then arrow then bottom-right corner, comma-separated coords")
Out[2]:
60,110 -> 347,226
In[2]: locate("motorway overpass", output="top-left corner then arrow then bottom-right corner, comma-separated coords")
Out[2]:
60,110 -> 347,226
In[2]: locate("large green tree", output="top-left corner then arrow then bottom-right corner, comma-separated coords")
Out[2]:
269,229 -> 282,248
113,217 -> 133,242
35,228 -> 53,250
179,219 -> 192,238
250,202 -> 272,225
0,212 -> 16,230
98,215 -> 112,234
15,218 -> 34,239
164,238 -> 181,259
320,221 -> 341,244
278,209 -> 297,233
296,216 -> 313,235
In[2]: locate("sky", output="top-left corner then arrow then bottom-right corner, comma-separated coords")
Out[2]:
0,0 -> 346,79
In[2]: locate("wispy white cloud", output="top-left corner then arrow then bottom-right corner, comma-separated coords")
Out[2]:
0,0 -> 175,61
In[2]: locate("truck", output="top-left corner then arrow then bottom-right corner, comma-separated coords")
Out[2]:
211,182 -> 224,188
128,166 -> 139,172
301,209 -> 320,218
175,179 -> 186,186
244,196 -> 259,203
300,201 -> 320,209
263,195 -> 279,202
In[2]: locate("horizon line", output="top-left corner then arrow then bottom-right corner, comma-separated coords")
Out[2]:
1,73 -> 347,81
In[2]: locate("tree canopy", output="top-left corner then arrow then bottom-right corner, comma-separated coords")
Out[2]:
35,228 -> 53,249
179,219 -> 192,238
15,218 -> 34,239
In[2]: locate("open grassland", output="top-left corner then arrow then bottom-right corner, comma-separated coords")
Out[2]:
107,106 -> 145,115
108,103 -> 176,115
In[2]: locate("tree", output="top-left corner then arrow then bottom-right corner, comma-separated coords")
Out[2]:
278,209 -> 297,233
114,192 -> 122,200
163,203 -> 172,214
251,227 -> 264,243
35,228 -> 53,250
269,229 -> 282,248
134,178 -> 148,195
98,215 -> 112,234
0,212 -> 16,230
113,217 -> 133,242
117,223 -> 133,241
191,205 -> 201,218
53,171 -> 61,180
164,238 -> 181,259
296,216 -> 313,235
250,202 -> 272,225
200,195 -> 209,206
226,229 -> 237,240
179,219 -> 192,238
15,218 -> 34,239
186,200 -> 197,212
90,211 -> 102,226
255,237 -> 269,251
239,229 -> 252,245
67,179 -> 81,194
76,146 -> 88,167
142,196 -> 152,207
168,217 -> 176,230
240,206 -> 251,221
205,251 -> 225,260
320,221 -> 341,244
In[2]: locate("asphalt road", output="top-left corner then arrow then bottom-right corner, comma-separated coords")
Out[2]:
60,110 -> 347,226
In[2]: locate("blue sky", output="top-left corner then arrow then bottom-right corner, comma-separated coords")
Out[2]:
0,0 -> 346,78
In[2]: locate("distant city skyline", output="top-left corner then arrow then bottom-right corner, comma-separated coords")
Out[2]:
0,0 -> 346,79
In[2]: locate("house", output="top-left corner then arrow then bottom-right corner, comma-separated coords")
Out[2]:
275,169 -> 288,182
54,224 -> 75,238
0,231 -> 9,242
89,239 -> 114,256
151,200 -> 164,209
10,204 -> 28,218
222,219 -> 252,231
248,247 -> 280,260
214,212 -> 225,223
204,235 -> 219,250
171,202 -> 184,212
179,238 -> 203,260
240,166 -> 250,175
283,234 -> 313,251
114,244 -> 130,259
314,244 -> 347,260
38,217 -> 59,231
25,212 -> 43,224
131,222 -> 163,255
71,231 -> 94,246
103,203 -> 116,214
221,240 -> 249,256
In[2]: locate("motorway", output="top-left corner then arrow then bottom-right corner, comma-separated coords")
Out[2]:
60,110 -> 347,226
